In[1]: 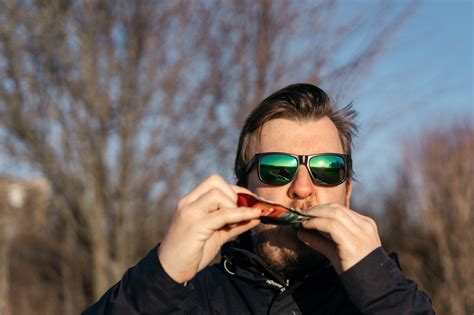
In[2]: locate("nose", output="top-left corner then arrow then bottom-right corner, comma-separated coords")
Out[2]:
287,166 -> 314,200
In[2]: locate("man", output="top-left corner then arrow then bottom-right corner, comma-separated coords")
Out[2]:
84,84 -> 434,314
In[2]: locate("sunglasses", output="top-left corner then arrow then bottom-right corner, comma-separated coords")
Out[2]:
244,152 -> 349,186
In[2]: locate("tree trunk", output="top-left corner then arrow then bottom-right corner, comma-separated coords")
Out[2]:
90,218 -> 112,301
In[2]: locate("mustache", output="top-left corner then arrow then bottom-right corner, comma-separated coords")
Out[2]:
288,201 -> 315,211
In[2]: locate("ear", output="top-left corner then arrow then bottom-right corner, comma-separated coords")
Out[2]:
344,180 -> 352,208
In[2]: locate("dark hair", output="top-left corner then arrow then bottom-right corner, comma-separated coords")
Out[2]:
234,83 -> 358,187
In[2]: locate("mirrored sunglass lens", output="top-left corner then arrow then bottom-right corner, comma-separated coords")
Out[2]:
259,154 -> 298,185
309,155 -> 345,185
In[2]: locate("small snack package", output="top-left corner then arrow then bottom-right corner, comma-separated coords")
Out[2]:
237,193 -> 315,225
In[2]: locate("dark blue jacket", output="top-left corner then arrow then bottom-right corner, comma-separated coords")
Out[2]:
83,241 -> 434,314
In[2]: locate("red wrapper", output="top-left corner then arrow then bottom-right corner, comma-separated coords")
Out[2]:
236,193 -> 314,224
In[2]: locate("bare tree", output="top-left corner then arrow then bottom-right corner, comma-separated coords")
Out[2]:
379,122 -> 473,314
0,177 -> 52,315
0,0 -> 414,313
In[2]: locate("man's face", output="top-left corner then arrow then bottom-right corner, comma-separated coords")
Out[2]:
246,117 -> 352,274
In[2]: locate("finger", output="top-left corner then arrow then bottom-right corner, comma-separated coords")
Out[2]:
326,205 -> 379,235
187,187 -> 237,214
301,217 -> 354,245
206,207 -> 261,231
304,204 -> 362,235
230,185 -> 254,195
198,218 -> 260,270
334,205 -> 369,224
180,174 -> 236,207
218,218 -> 261,242
348,210 -> 379,230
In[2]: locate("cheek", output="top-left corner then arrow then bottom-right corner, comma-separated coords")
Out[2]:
247,172 -> 288,201
328,186 -> 348,205
246,171 -> 259,192
314,185 -> 348,205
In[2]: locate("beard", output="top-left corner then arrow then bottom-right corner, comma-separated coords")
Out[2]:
251,222 -> 329,278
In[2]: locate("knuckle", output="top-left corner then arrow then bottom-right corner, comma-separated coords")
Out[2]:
328,203 -> 340,210
366,217 -> 377,229
362,217 -> 378,234
177,198 -> 187,210
328,220 -> 339,230
370,220 -> 379,232
208,173 -> 223,183
220,208 -> 232,220
332,207 -> 344,217
208,187 -> 223,199
174,208 -> 188,223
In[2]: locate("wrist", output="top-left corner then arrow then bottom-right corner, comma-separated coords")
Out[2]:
156,245 -> 188,284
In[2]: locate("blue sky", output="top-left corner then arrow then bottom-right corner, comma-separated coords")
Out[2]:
347,0 -> 473,201
1,1 -> 472,202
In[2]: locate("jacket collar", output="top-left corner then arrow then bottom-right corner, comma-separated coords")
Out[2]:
220,240 -> 290,292
220,238 -> 337,293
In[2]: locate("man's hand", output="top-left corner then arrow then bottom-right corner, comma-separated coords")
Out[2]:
297,203 -> 381,274
158,174 -> 261,284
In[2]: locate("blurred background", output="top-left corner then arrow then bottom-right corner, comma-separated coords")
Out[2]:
0,0 -> 472,314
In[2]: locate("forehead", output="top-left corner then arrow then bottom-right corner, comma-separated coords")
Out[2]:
249,117 -> 343,156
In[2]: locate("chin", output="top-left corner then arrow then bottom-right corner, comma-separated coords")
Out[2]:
251,224 -> 327,275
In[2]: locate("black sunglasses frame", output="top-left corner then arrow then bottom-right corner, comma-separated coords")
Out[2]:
244,152 -> 350,186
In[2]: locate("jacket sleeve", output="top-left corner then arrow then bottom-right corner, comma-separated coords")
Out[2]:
82,247 -> 199,315
339,247 -> 435,315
